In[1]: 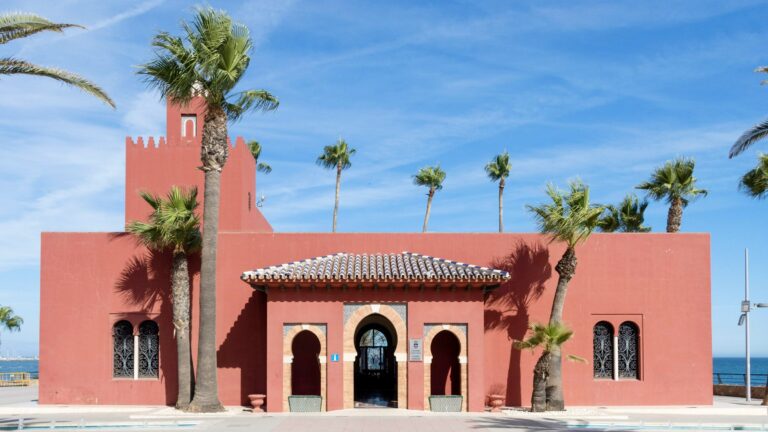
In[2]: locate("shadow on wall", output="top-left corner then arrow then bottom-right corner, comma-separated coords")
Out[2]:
218,290 -> 267,406
485,241 -> 551,406
112,237 -> 200,406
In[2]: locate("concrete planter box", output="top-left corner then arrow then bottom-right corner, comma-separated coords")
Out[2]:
288,395 -> 322,412
429,395 -> 463,412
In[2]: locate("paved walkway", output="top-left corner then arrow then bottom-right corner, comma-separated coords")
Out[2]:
2,387 -> 768,431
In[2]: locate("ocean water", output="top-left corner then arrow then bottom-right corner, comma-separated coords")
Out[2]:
713,357 -> 768,385
0,358 -> 760,383
0,360 -> 38,378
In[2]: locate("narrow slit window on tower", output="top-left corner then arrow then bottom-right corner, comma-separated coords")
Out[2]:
181,114 -> 197,138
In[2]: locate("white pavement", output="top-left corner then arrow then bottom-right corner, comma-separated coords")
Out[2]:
2,387 -> 768,431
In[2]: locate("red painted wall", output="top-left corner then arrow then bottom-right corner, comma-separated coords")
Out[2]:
40,231 -> 711,408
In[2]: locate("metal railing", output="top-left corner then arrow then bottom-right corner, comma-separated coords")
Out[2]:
713,372 -> 768,386
0,372 -> 31,387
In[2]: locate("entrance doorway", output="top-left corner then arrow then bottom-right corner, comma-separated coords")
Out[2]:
354,317 -> 397,407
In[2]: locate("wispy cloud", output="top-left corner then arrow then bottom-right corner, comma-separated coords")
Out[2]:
87,0 -> 165,33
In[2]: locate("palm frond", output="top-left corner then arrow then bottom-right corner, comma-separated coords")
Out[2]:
0,12 -> 82,45
225,89 -> 279,121
0,58 -> 115,107
413,165 -> 446,190
257,162 -> 272,174
597,205 -> 620,233
731,118 -> 768,158
636,157 -> 707,205
485,151 -> 512,182
140,6 -> 278,119
740,153 -> 768,199
126,186 -> 201,253
317,139 -> 356,170
527,180 -> 603,248
0,306 -> 23,332
514,322 -> 576,354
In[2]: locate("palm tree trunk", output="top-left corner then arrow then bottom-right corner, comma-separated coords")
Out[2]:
545,246 -> 577,411
549,247 -> 576,324
333,164 -> 341,232
188,108 -> 227,413
498,178 -> 505,233
531,351 -> 549,412
666,197 -> 683,233
171,251 -> 193,409
422,189 -> 434,233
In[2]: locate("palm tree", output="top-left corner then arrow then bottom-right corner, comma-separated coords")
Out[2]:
127,186 -> 201,409
0,306 -> 22,349
598,194 -> 651,233
316,139 -> 356,232
247,140 -> 272,174
636,158 -> 707,233
0,12 -> 114,107
526,181 -> 602,410
139,7 -> 279,412
740,154 -> 768,199
485,152 -> 512,232
413,165 -> 446,233
514,323 -> 579,412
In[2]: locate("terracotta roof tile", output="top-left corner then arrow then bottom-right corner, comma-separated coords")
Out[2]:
241,252 -> 510,285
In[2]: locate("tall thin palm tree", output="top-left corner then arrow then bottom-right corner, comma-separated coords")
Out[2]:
598,194 -> 651,233
740,154 -> 768,199
247,140 -> 272,174
316,139 -> 356,232
636,158 -> 707,233
527,181 -> 603,411
514,323 -> 580,412
0,305 -> 22,350
0,12 -> 114,107
127,186 -> 201,409
139,7 -> 279,412
485,152 -> 512,232
730,66 -> 768,158
413,165 -> 446,233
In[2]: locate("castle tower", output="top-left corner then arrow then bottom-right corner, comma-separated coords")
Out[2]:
125,97 -> 273,232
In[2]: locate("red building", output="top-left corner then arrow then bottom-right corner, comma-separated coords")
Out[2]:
39,99 -> 712,411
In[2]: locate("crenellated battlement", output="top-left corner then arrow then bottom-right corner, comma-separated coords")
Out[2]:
125,135 -> 249,152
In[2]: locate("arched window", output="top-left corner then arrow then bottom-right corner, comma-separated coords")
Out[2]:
593,322 -> 613,379
618,322 -> 639,379
358,328 -> 389,372
138,320 -> 159,378
113,320 -> 134,378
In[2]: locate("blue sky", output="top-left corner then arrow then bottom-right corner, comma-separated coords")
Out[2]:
1,0 -> 767,357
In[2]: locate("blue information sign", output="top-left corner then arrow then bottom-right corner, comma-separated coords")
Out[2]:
331,353 -> 339,362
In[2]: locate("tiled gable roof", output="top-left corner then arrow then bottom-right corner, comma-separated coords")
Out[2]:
241,252 -> 510,285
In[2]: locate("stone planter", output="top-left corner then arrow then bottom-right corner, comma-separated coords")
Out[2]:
488,394 -> 504,412
248,394 -> 266,413
429,395 -> 463,412
288,395 -> 323,412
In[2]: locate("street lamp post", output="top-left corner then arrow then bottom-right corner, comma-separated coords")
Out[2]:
739,248 -> 768,403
